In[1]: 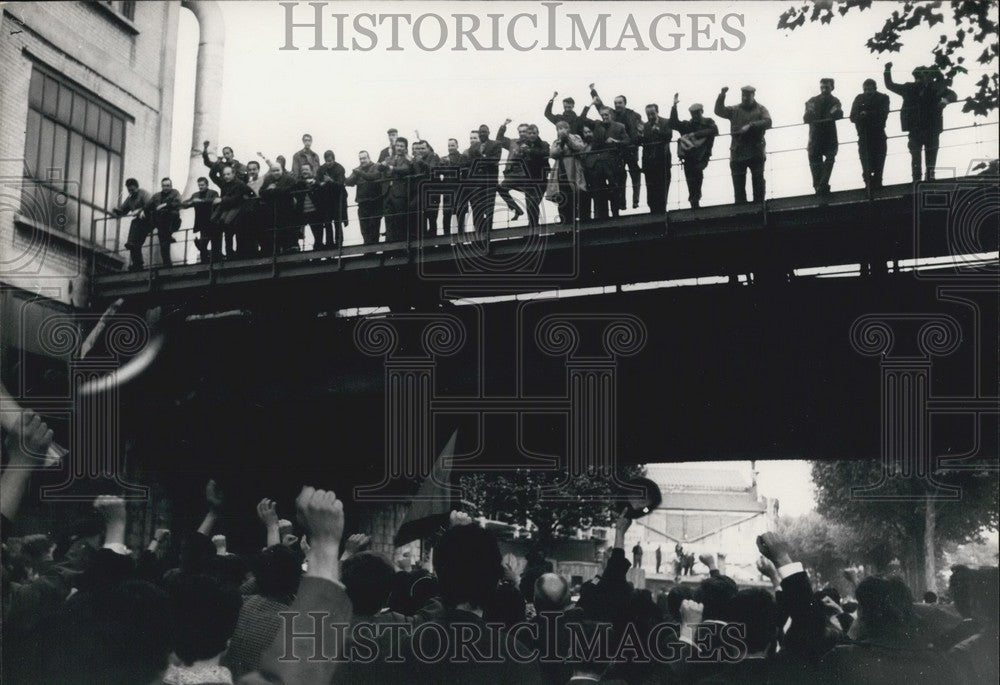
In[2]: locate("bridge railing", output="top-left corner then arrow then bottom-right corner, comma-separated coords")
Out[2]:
92,107 -> 998,273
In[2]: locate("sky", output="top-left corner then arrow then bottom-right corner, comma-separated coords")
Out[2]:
169,0 -> 999,243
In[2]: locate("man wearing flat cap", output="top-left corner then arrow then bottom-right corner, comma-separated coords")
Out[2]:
804,78 -> 844,195
715,85 -> 772,204
671,94 -> 719,209
378,128 -> 399,164
884,63 -> 957,182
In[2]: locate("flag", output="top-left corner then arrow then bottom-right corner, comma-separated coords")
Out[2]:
393,430 -> 460,547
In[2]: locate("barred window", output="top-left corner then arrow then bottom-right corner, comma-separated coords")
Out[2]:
22,65 -> 128,250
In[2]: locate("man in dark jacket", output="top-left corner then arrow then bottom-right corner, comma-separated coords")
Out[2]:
411,140 -> 441,237
345,150 -> 385,245
377,128 -> 398,164
671,96 -> 719,209
258,164 -> 300,254
884,62 -> 957,182
499,123 -> 550,228
804,77 -> 844,195
544,92 -> 579,133
211,165 -> 256,257
591,84 -> 643,208
290,133 -> 321,180
316,150 -> 348,247
580,107 -> 628,218
144,177 -> 182,267
467,123 -> 508,232
182,176 -> 221,263
295,163 -> 332,251
638,103 -> 673,214
850,78 -> 891,190
202,140 -> 248,188
438,138 -> 472,234
111,178 -> 151,271
715,85 -> 772,204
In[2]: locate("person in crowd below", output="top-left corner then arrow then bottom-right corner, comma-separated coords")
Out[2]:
819,574 -> 964,685
804,77 -> 844,196
161,574 -> 241,685
183,176 -> 221,264
378,128 -> 399,163
316,150 -> 348,248
210,165 -> 255,259
715,85 -> 772,204
590,84 -> 643,209
222,544 -> 302,681
345,150 -> 386,245
466,123 -> 508,232
295,163 -> 332,251
670,96 -> 719,210
143,177 -> 182,268
202,140 -> 248,187
632,541 -> 643,569
547,119 -> 588,224
655,545 -> 662,574
438,138 -> 472,234
544,92 -> 579,133
111,177 -> 152,271
850,78 -> 891,191
884,62 -> 957,182
291,133 -> 321,180
411,140 -> 441,237
639,103 -> 673,215
380,136 -> 416,243
949,567 -> 999,685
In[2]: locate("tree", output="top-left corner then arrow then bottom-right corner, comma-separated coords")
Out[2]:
777,512 -> 855,587
459,466 -> 645,554
777,1 -> 999,116
811,460 -> 999,592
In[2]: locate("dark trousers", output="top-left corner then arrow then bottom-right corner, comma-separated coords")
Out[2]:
126,219 -> 172,268
908,130 -> 941,181
682,161 -> 706,207
731,155 -> 766,204
358,202 -> 382,244
808,144 -> 837,193
196,227 -> 224,263
612,162 -> 628,211
625,149 -> 642,206
643,158 -> 671,215
385,202 -> 408,242
507,182 -> 543,228
304,212 -> 334,250
224,229 -> 237,259
554,182 -> 582,225
588,176 -> 613,220
498,182 -> 521,223
858,132 -> 887,189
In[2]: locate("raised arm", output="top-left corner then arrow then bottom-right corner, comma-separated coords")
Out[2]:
197,478 -> 224,536
714,87 -> 732,119
883,62 -> 906,96
544,94 -> 558,124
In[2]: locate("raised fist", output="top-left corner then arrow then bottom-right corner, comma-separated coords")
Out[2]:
673,93 -> 680,106
552,91 -> 558,99
721,86 -> 729,94
212,534 -> 227,555
257,498 -> 279,527
504,118 -> 513,125
203,140 -> 210,150
342,533 -> 371,557
680,599 -> 704,625
449,510 -> 473,527
295,486 -> 344,548
698,552 -> 716,569
756,555 -> 778,578
154,528 -> 171,545
13,410 -> 55,463
884,61 -> 893,70
756,532 -> 793,567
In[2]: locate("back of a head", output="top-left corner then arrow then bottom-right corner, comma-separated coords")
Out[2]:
970,567 -> 999,626
37,579 -> 172,685
484,580 -> 527,628
856,575 -> 916,636
697,575 -> 738,621
433,524 -> 502,609
534,572 -> 571,612
342,551 -> 395,616
252,544 -> 302,602
949,565 -> 974,617
169,573 -> 242,666
666,585 -> 693,622
726,588 -> 777,654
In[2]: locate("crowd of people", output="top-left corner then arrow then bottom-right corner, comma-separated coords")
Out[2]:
2,409 -> 997,685
109,65 -> 958,271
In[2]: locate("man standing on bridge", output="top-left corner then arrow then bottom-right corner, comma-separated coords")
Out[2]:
850,78 -> 891,191
671,96 -> 718,209
590,84 -> 643,209
804,78 -> 844,196
884,63 -> 957,182
346,150 -> 385,245
715,85 -> 772,205
638,103 -> 673,215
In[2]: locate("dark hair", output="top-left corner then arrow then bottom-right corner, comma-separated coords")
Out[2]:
169,573 -> 241,665
696,575 -> 738,621
863,78 -> 877,87
646,104 -> 659,112
666,584 -> 693,622
616,94 -> 627,104
302,133 -> 312,139
197,176 -> 209,184
856,576 -> 916,635
221,164 -> 234,176
949,565 -> 973,617
727,588 -> 777,653
252,545 -> 302,602
484,580 -> 526,629
433,524 -> 501,609
247,160 -> 260,170
342,552 -> 395,616
562,97 -> 575,106
923,590 -> 938,603
222,146 -> 233,155
299,162 -> 312,172
125,178 -> 138,188
161,177 -> 171,184
395,137 -> 409,148
388,569 -> 439,615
